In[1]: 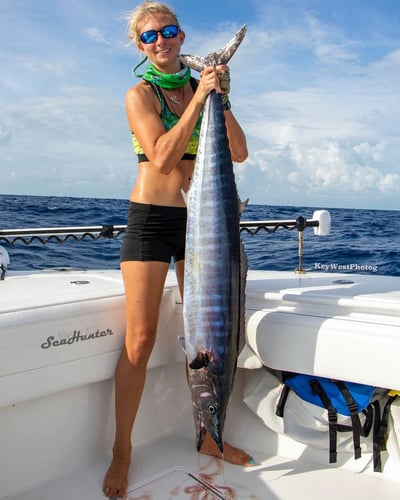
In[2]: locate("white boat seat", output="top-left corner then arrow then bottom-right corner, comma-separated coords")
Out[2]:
242,271 -> 400,391
0,270 -> 183,407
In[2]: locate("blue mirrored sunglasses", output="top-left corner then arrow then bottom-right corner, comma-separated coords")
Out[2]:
140,25 -> 180,44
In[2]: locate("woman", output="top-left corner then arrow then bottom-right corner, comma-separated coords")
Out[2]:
103,2 -> 252,498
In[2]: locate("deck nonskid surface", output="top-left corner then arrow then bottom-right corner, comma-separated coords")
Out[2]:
9,436 -> 399,500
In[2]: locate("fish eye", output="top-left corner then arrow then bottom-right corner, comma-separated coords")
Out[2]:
208,405 -> 216,415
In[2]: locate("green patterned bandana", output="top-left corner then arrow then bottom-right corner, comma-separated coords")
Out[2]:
133,58 -> 191,89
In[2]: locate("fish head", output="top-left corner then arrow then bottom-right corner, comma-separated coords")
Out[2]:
189,365 -> 225,453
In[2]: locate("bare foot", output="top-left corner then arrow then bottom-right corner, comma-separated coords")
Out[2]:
199,433 -> 255,466
103,457 -> 130,499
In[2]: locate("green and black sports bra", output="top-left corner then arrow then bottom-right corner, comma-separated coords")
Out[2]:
132,77 -> 202,163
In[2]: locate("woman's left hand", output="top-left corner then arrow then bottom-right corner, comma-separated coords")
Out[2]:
217,67 -> 230,108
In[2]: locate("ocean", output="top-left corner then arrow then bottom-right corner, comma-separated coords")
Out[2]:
1,194 -> 399,277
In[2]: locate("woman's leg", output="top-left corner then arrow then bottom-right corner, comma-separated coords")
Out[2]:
103,260 -> 170,498
174,260 -> 254,467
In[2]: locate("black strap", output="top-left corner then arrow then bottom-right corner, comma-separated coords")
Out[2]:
380,395 -> 397,449
277,377 -> 397,471
276,385 -> 291,417
372,400 -> 383,472
372,395 -> 397,472
335,381 -> 362,460
310,379 -> 338,463
137,152 -> 196,162
360,405 -> 374,437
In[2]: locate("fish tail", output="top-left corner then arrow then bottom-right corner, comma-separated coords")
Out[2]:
179,25 -> 247,72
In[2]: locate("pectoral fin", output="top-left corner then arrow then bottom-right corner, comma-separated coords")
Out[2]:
178,336 -> 186,353
189,351 -> 212,370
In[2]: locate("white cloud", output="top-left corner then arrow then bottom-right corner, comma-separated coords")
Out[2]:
83,26 -> 120,48
236,138 -> 400,208
305,11 -> 360,64
0,125 -> 11,145
0,86 -> 134,198
1,0 -> 399,209
14,56 -> 74,77
229,9 -> 400,209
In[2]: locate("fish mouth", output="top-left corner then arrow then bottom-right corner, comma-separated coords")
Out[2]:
196,420 -> 224,453
191,368 -> 225,454
196,423 -> 207,452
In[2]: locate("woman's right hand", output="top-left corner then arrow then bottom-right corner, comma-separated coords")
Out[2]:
194,66 -> 223,105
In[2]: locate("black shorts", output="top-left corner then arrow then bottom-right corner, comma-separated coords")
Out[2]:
120,202 -> 187,263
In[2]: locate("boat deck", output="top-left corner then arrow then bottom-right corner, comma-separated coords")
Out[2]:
2,269 -> 400,499
10,436 -> 399,500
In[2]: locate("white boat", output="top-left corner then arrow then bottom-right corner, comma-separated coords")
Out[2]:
1,213 -> 400,499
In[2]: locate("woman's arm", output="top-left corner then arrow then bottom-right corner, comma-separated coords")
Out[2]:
126,66 -> 247,171
217,66 -> 248,163
224,109 -> 248,163
126,68 -> 220,174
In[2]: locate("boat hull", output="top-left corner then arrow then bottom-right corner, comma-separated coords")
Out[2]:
1,268 -> 400,498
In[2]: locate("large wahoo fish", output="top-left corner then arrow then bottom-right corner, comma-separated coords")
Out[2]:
179,26 -> 248,453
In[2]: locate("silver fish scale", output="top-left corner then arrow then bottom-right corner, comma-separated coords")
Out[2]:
181,24 -> 247,452
184,90 -> 241,370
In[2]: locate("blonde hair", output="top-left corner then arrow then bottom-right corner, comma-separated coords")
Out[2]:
126,2 -> 180,47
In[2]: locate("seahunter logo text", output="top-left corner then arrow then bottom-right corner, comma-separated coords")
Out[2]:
41,328 -> 114,349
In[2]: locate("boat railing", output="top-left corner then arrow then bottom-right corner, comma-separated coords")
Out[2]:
0,210 -> 331,275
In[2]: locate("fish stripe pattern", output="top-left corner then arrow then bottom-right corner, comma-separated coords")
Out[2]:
181,26 -> 248,453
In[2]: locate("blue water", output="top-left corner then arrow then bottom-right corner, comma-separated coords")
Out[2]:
1,194 -> 399,277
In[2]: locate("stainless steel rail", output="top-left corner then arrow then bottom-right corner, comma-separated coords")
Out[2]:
0,216 -> 321,245
0,212 -> 331,274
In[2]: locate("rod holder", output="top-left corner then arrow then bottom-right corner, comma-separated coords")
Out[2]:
295,216 -> 307,274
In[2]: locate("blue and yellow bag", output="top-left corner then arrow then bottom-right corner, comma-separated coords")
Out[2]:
276,373 -> 397,472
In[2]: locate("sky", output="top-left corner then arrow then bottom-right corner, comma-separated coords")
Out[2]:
1,0 -> 399,210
